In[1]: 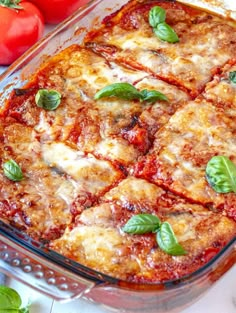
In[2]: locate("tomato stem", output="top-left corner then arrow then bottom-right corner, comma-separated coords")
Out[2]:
0,0 -> 23,9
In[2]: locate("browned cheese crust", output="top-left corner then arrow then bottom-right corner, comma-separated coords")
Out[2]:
0,0 -> 235,283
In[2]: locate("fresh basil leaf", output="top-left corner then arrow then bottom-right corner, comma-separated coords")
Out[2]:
122,213 -> 161,234
0,285 -> 22,310
19,306 -> 30,313
154,22 -> 179,43
94,83 -> 142,101
0,285 -> 30,313
206,155 -> 236,193
140,89 -> 169,103
229,71 -> 236,84
3,160 -> 23,182
94,83 -> 169,104
35,89 -> 61,111
149,6 -> 166,28
157,222 -> 187,256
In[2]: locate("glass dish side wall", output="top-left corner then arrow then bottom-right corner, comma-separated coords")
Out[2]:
0,0 -> 235,312
0,226 -> 235,312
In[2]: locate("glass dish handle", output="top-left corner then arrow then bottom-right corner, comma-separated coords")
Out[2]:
0,235 -> 97,301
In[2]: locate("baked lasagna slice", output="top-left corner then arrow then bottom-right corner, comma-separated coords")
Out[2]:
133,98 -> 236,220
50,177 -> 236,282
0,119 -> 124,240
135,76 -> 189,137
9,45 -> 189,167
203,60 -> 236,112
0,44 -> 189,239
85,0 -> 236,97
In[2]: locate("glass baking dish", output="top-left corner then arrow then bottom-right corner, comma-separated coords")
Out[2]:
0,0 -> 235,312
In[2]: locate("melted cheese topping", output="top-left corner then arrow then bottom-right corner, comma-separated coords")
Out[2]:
33,47 -> 152,164
0,0 -> 235,284
51,178 -> 236,282
135,99 -> 236,217
204,63 -> 236,111
103,176 -> 165,208
42,142 -> 121,194
51,203 -> 141,279
136,77 -> 190,135
95,138 -> 140,165
38,46 -> 147,99
33,46 -> 190,165
86,1 -> 236,96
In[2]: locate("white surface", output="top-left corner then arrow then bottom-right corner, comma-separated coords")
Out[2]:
178,0 -> 236,20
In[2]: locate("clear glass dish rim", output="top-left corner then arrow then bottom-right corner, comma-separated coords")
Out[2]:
0,0 -> 235,293
0,219 -> 235,291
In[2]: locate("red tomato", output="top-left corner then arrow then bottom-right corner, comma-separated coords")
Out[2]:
0,1 -> 44,65
29,0 -> 89,24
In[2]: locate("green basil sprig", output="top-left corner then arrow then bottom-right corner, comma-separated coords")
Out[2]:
157,222 -> 186,256
149,6 -> 166,27
206,155 -> 236,193
94,82 -> 168,103
229,71 -> 236,84
122,213 -> 161,234
154,22 -> 179,43
0,285 -> 30,313
3,159 -> 24,182
94,82 -> 142,101
35,89 -> 61,111
149,6 -> 179,43
122,213 -> 186,256
140,89 -> 169,102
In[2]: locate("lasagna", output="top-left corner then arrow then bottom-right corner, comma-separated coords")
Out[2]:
0,0 -> 235,283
